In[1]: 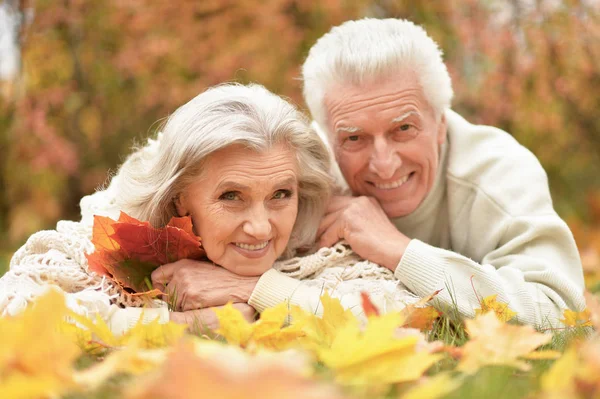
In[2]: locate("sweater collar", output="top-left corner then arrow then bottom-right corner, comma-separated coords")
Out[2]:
390,137 -> 449,228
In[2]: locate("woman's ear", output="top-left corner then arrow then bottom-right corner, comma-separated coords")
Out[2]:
173,194 -> 189,217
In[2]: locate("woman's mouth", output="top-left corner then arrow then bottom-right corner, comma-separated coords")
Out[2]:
232,240 -> 271,259
234,241 -> 269,251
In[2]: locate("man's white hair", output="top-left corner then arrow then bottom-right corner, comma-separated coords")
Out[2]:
111,83 -> 332,258
302,18 -> 454,133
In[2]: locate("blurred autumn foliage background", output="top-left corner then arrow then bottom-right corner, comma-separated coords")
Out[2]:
1,0 -> 599,286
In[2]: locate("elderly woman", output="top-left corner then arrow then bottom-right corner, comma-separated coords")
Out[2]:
0,84 -> 333,332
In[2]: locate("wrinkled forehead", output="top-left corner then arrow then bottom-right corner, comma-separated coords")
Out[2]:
322,73 -> 433,128
199,143 -> 299,180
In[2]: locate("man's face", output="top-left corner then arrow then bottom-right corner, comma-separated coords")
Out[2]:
324,72 -> 447,218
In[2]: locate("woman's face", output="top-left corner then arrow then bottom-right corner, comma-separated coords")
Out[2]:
176,143 -> 299,276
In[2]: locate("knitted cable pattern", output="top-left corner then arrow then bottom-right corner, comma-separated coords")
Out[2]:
274,242 -> 420,311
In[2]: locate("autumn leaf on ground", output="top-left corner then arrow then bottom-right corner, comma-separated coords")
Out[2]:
290,292 -> 358,350
539,338 -> 600,399
86,211 -> 205,294
400,289 -> 442,330
0,289 -> 81,398
474,294 -> 516,322
317,312 -> 441,386
560,308 -> 593,327
126,341 -> 348,399
215,302 -> 305,351
66,308 -> 187,352
457,311 -> 554,374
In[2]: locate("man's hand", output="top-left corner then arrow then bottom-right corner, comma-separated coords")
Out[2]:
170,303 -> 256,331
317,195 -> 410,271
151,259 -> 259,311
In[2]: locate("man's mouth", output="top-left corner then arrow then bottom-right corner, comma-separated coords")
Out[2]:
234,241 -> 270,251
371,173 -> 413,190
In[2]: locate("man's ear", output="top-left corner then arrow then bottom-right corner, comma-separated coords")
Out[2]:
437,113 -> 448,146
174,194 -> 188,217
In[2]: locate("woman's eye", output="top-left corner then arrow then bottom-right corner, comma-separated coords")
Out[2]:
219,191 -> 240,201
272,189 -> 292,200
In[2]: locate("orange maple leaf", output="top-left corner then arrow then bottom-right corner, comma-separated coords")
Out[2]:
401,289 -> 442,330
86,212 -> 205,294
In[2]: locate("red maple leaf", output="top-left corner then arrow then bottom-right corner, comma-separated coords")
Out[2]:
360,292 -> 380,317
86,212 -> 205,295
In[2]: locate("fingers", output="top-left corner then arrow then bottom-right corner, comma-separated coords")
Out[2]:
170,308 -> 219,332
318,218 -> 344,248
151,260 -> 181,292
326,195 -> 354,213
317,208 -> 342,238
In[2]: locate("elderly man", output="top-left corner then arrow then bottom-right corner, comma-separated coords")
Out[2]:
157,18 -> 585,328
256,17 -> 586,326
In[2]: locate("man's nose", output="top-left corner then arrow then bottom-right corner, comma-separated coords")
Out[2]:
242,204 -> 272,239
368,138 -> 401,179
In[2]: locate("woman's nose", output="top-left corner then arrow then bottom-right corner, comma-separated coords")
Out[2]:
242,205 -> 272,239
368,138 -> 401,179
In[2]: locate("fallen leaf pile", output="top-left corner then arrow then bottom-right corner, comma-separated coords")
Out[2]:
86,212 -> 205,296
2,286 -> 599,399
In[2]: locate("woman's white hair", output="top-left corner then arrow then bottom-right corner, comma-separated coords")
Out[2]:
111,83 -> 332,259
302,18 -> 454,134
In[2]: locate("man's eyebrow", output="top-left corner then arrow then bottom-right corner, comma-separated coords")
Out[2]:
336,125 -> 363,134
391,111 -> 419,124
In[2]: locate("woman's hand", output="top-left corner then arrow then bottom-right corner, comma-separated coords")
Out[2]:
151,259 -> 260,311
170,303 -> 257,331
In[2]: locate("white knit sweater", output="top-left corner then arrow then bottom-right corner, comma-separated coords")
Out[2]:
248,110 -> 586,328
0,139 -> 418,333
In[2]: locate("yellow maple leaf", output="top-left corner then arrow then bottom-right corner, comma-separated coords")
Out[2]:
540,346 -> 578,393
0,289 -> 81,398
213,303 -> 254,347
215,302 -> 305,351
457,311 -> 552,374
474,294 -> 516,322
560,308 -> 593,327
65,308 -> 187,352
317,312 -> 441,386
289,292 -> 358,351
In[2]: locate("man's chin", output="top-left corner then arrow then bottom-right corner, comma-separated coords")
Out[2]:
380,200 -> 420,219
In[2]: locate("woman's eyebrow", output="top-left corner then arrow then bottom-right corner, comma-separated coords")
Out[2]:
272,176 -> 298,187
215,181 -> 250,192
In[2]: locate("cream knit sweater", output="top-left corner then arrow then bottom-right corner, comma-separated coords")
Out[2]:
249,110 -> 586,328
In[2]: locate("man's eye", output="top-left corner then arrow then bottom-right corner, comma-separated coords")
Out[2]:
348,135 -> 360,141
399,124 -> 411,131
219,191 -> 240,201
272,189 -> 292,200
